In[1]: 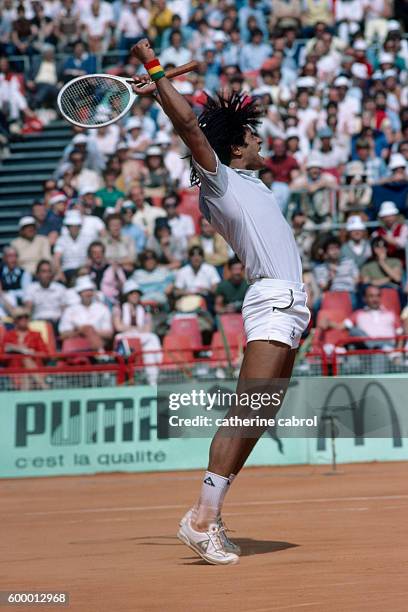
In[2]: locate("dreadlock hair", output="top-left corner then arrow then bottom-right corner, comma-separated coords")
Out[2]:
190,91 -> 264,186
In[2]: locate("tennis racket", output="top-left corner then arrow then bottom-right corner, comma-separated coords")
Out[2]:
57,61 -> 198,129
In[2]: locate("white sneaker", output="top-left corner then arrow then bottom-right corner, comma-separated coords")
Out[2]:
179,508 -> 241,555
177,516 -> 239,565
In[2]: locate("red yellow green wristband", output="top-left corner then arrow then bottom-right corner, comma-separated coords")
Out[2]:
144,58 -> 165,82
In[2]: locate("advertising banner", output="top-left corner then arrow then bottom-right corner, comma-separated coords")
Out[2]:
1,377 -> 407,478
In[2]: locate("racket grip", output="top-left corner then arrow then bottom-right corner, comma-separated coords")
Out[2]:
164,61 -> 199,80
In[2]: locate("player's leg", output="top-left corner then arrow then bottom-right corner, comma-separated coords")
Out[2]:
193,339 -> 294,531
228,346 -> 296,477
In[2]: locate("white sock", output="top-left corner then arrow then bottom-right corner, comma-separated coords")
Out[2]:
217,473 -> 237,515
195,471 -> 229,524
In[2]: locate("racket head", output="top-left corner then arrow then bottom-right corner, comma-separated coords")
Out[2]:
57,74 -> 136,129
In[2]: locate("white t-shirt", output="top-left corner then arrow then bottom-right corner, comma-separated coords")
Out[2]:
59,301 -> 112,334
62,215 -> 104,243
54,233 -> 91,270
193,155 -> 302,283
175,262 -> 221,293
168,214 -> 195,251
24,281 -> 67,321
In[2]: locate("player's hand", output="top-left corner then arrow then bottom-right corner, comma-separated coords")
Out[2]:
130,38 -> 156,64
131,74 -> 157,96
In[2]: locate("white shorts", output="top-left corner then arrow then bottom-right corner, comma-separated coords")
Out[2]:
242,278 -> 311,349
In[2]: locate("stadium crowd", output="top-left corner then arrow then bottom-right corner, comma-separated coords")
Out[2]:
1,0 -> 408,379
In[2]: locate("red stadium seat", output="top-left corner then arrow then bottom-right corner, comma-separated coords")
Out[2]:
62,337 -> 93,352
178,188 -> 201,233
219,313 -> 245,338
29,321 -> 56,353
210,331 -> 244,365
113,336 -> 143,363
313,309 -> 350,347
380,288 -> 400,317
169,315 -> 202,348
321,291 -> 353,317
162,334 -> 194,366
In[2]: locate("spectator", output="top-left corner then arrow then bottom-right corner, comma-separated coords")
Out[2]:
125,117 -> 152,158
160,29 -> 192,66
175,246 -> 221,308
321,285 -> 403,352
65,149 -> 103,193
266,137 -> 299,213
361,236 -> 403,289
0,245 -> 31,304
102,213 -> 137,264
142,146 -> 172,198
80,0 -> 114,54
33,196 -> 65,245
188,217 -> 229,269
340,216 -> 372,268
132,250 -> 174,308
146,217 -> 183,268
120,203 -> 146,255
113,279 -> 162,385
291,153 -> 338,223
353,137 -> 387,183
385,153 -> 408,183
1,307 -> 49,389
86,240 -> 110,289
59,276 -> 113,350
240,29 -> 272,73
373,201 -> 408,262
23,260 -> 67,326
291,210 -> 316,270
26,44 -> 60,110
70,191 -> 106,242
54,210 -> 90,284
127,184 -> 166,236
215,257 -> 248,314
339,160 -> 373,213
60,132 -> 105,173
162,191 -> 195,255
61,40 -> 97,82
238,0 -> 268,43
314,236 -> 359,294
117,0 -> 149,57
55,0 -> 81,50
313,126 -> 348,170
10,4 -> 35,58
95,169 -> 125,212
11,217 -> 51,276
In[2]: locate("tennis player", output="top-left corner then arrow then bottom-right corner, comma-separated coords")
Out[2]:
131,40 -> 310,565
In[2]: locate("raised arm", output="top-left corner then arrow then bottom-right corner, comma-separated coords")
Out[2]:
130,39 -> 216,173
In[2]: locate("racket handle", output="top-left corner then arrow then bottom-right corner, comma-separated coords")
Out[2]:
164,61 -> 199,80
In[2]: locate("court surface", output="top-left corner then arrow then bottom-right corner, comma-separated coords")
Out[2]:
1,461 -> 407,612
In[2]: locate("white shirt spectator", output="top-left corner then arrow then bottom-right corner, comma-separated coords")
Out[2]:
88,124 -> 120,158
59,300 -> 113,335
72,168 -> 103,193
116,6 -> 149,38
168,213 -> 195,251
175,262 -> 221,293
160,46 -> 192,67
79,215 -> 105,243
131,204 -> 166,236
81,10 -> 111,37
24,281 -> 67,322
62,214 -> 104,243
54,233 -> 92,271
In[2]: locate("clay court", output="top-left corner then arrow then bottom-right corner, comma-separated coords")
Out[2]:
2,461 -> 407,612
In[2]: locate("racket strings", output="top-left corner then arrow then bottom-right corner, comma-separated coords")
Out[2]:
59,76 -> 131,127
